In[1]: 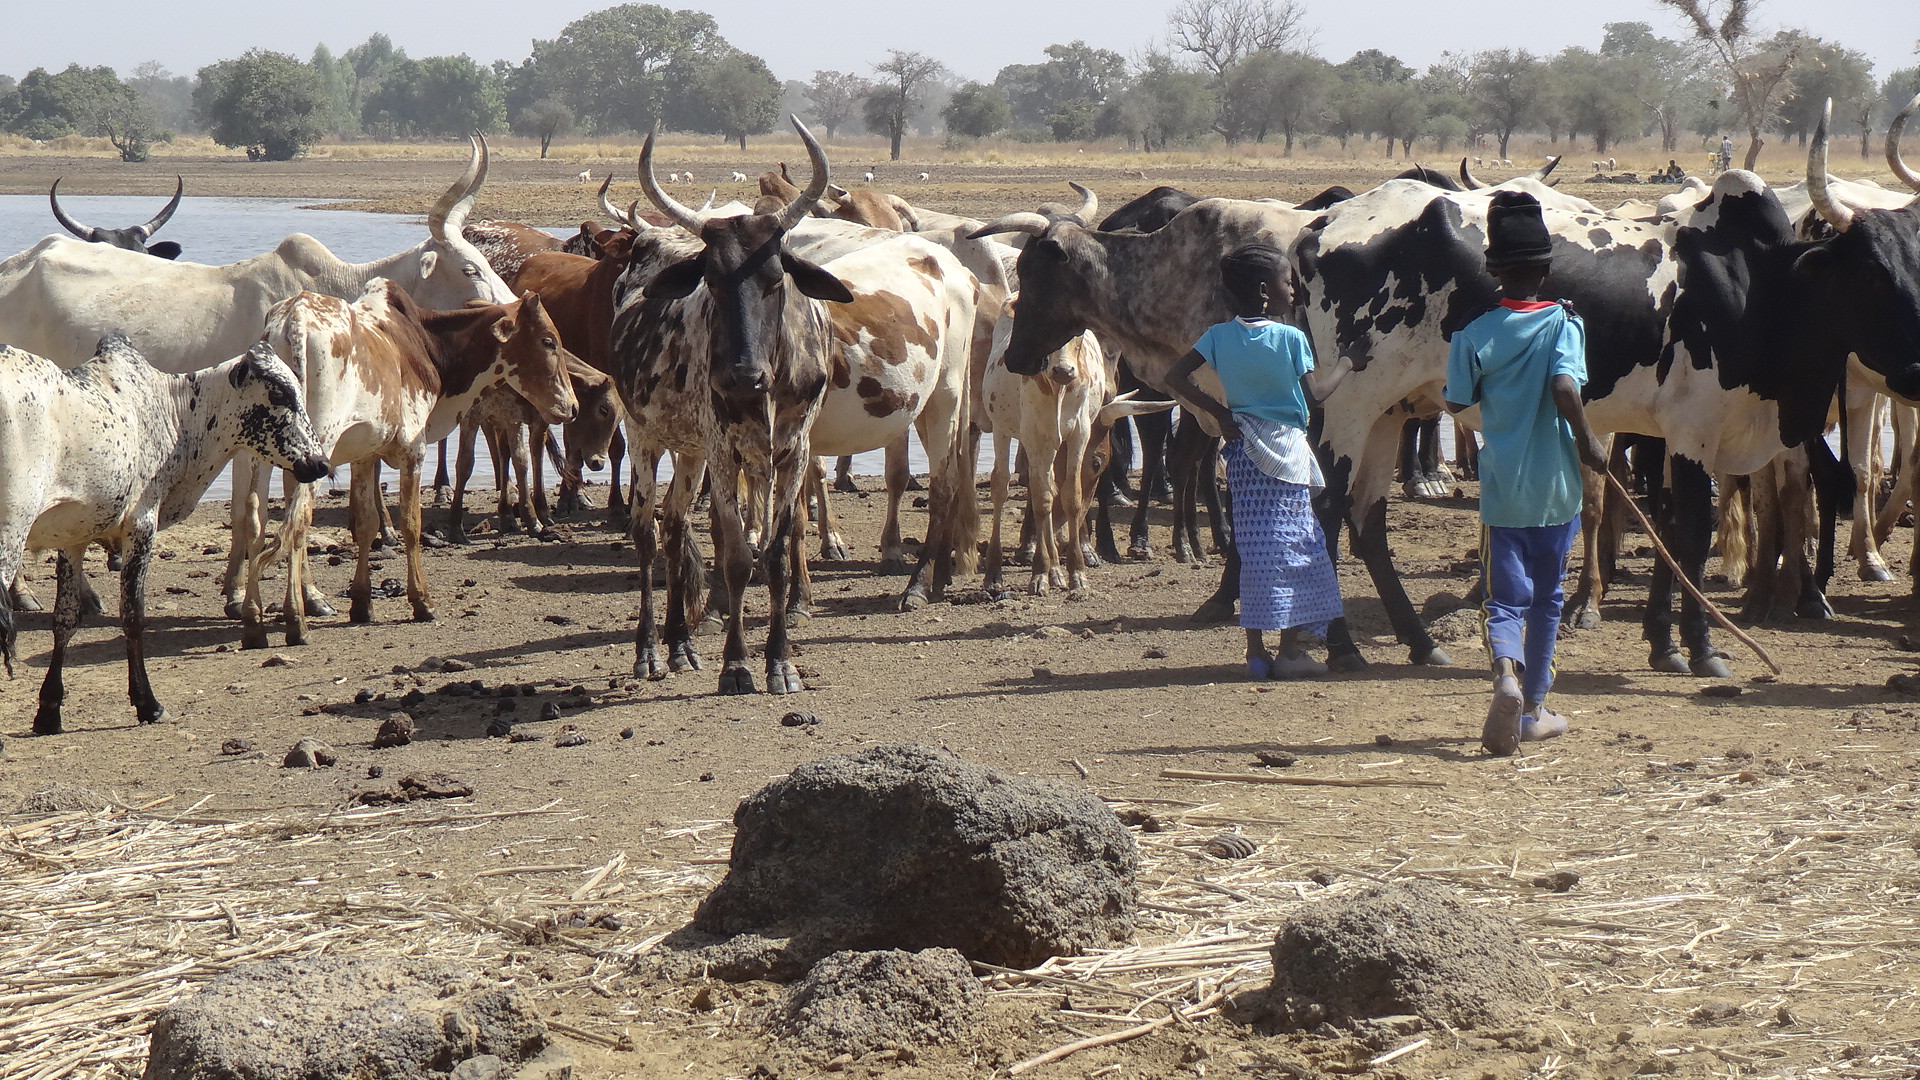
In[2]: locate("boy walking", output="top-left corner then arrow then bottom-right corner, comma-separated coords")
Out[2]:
1444,191 -> 1608,756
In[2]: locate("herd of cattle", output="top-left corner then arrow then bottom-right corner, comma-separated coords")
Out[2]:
0,96 -> 1917,737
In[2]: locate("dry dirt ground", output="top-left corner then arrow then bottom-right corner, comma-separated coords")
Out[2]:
4,471 -> 1920,1080
4,148 -> 1920,1079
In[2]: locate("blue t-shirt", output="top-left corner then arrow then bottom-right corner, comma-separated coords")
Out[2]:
1443,301 -> 1587,528
1191,317 -> 1315,429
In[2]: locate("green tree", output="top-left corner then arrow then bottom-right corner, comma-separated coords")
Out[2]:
1168,0 -> 1312,143
1467,48 -> 1542,159
1549,47 -> 1642,153
1656,0 -> 1798,168
1113,52 -> 1214,152
309,45 -> 360,136
195,49 -> 329,160
6,64 -> 127,140
864,50 -> 946,160
993,41 -> 1130,131
1599,22 -> 1712,153
943,82 -> 1011,138
0,75 -> 18,131
803,70 -> 870,137
1770,32 -> 1873,147
1364,79 -> 1427,157
512,97 -> 574,157
682,51 -> 780,150
128,61 -> 197,135
530,4 -> 726,134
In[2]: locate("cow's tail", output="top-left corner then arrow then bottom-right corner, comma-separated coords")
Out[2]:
949,386 -> 981,578
0,590 -> 14,679
1717,472 -> 1751,585
543,428 -> 581,489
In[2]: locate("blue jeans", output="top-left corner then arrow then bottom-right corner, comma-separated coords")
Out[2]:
1481,516 -> 1580,705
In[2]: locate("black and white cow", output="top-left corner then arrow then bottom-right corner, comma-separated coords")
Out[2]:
1292,101 -> 1920,677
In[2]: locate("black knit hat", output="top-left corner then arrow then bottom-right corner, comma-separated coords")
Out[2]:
1484,190 -> 1553,268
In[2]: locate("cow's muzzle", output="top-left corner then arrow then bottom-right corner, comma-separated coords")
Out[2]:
291,456 -> 331,484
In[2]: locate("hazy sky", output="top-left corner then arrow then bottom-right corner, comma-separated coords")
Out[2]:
3,0 -> 1914,87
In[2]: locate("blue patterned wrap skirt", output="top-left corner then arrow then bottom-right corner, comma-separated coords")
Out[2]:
1224,440 -> 1344,633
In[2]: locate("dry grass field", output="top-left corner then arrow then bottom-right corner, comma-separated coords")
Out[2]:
2,136 -> 1919,1080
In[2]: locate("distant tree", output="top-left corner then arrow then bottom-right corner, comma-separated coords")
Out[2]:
943,82 -> 1011,139
128,61 -> 197,135
1364,80 -> 1427,157
1464,46 -> 1542,157
864,50 -> 946,160
1338,48 -> 1414,88
1048,98 -> 1099,141
804,70 -> 871,137
78,87 -> 161,162
0,75 -> 18,131
993,41 -> 1130,132
1167,0 -> 1312,77
195,49 -> 328,160
1770,31 -> 1873,147
513,98 -> 574,157
531,4 -> 727,134
308,46 -> 358,136
1596,23 -> 1714,153
1114,51 -> 1214,151
1656,0 -> 1797,168
682,51 -> 781,150
1549,47 -> 1642,153
1216,49 -> 1327,150
6,64 -> 123,140
497,58 -> 542,122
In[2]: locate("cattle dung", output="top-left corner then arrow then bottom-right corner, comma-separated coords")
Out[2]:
656,744 -> 1138,981
768,948 -> 984,1057
1265,881 -> 1550,1029
140,954 -> 569,1080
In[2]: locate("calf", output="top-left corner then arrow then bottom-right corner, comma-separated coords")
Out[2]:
447,360 -> 620,541
0,337 -> 328,735
239,281 -> 578,648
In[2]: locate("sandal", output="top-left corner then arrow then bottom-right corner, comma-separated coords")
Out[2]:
1247,653 -> 1273,680
1482,674 -> 1524,756
1271,652 -> 1328,679
1521,705 -> 1570,742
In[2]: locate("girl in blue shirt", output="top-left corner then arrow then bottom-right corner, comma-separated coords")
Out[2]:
1167,246 -> 1354,679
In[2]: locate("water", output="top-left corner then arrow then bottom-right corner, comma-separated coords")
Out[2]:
0,193 -> 918,505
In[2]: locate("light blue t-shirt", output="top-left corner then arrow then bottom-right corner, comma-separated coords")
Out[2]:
1443,301 -> 1587,529
1191,317 -> 1315,430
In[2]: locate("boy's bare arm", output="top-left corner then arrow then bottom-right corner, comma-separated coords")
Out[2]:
1552,374 -> 1609,472
1165,349 -> 1238,436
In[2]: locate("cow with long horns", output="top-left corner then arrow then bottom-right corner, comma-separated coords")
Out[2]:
49,176 -> 184,258
607,117 -> 853,695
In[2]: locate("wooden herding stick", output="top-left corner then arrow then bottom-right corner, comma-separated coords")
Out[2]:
1604,470 -> 1782,676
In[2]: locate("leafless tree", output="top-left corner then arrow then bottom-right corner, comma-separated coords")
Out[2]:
1167,0 -> 1312,77
1657,0 -> 1797,169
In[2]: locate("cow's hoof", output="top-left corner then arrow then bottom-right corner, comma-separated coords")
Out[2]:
1574,607 -> 1602,631
81,592 -> 108,615
1649,649 -> 1689,674
1410,645 -> 1454,667
637,647 -> 667,680
606,511 -> 631,532
447,528 -> 472,546
697,612 -> 725,637
900,588 -> 928,612
498,516 -> 521,535
138,704 -> 170,726
32,709 -> 63,736
880,553 -> 910,573
1796,594 -> 1836,620
833,476 -> 860,494
1191,597 -> 1236,625
668,641 -> 702,673
223,599 -> 245,621
411,606 -> 435,623
1690,652 -> 1734,678
1127,541 -> 1151,561
785,608 -> 811,630
287,625 -> 309,648
304,597 -> 335,618
1083,549 -> 1104,569
718,665 -> 757,695
1327,650 -> 1370,674
1027,577 -> 1048,597
766,660 -> 805,695
1171,546 -> 1193,564
1863,562 -> 1895,583
240,626 -> 270,651
11,592 -> 41,613
349,603 -> 372,625
822,540 -> 852,562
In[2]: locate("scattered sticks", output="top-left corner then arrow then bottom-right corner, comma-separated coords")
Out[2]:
1158,768 -> 1445,789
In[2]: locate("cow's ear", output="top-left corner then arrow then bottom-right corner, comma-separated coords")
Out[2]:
1793,245 -> 1835,279
418,250 -> 440,278
491,315 -> 518,343
782,253 -> 854,303
644,256 -> 706,300
148,241 -> 182,260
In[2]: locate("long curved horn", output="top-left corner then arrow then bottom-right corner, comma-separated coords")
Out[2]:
1068,181 -> 1098,223
777,116 -> 830,230
598,175 -> 631,226
1459,157 -> 1486,190
967,212 -> 1053,240
135,176 -> 184,239
427,134 -> 487,240
48,178 -> 96,239
638,131 -> 706,233
1888,90 -> 1920,196
1529,155 -> 1561,182
1809,98 -> 1856,233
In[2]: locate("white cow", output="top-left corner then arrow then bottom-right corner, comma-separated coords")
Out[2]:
0,336 -> 329,736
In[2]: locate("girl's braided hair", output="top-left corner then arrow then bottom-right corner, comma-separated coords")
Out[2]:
1220,244 -> 1288,312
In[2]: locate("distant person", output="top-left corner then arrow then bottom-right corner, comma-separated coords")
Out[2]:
1444,192 -> 1607,756
1665,159 -> 1682,183
1717,134 -> 1733,172
1165,246 -> 1354,680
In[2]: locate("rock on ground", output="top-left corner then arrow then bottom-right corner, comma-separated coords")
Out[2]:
669,744 -> 1137,980
1266,881 -> 1550,1030
142,955 -> 570,1080
769,949 -> 984,1056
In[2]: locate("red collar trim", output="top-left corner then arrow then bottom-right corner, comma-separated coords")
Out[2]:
1500,299 -> 1557,312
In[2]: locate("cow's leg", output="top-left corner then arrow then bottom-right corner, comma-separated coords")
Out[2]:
1350,414 -> 1448,666
904,403 -> 964,609
348,461 -> 378,624
1058,421 -> 1094,596
399,452 -> 432,623
223,452 -> 266,619
1737,462 -> 1782,623
282,481 -> 319,646
1804,437 -> 1852,618
287,469 -> 332,618
1397,417 -> 1423,498
239,487 -> 274,651
430,439 -> 451,507
447,421 -> 479,545
605,425 -> 631,530
9,574 -> 41,613
1101,416 -> 1137,506
1168,420 -> 1202,564
1850,388 -> 1892,580
787,492 -> 813,628
1565,444 -> 1611,630
522,423 -> 555,533
119,529 -> 167,726
1666,456 -> 1732,677
763,462 -> 806,694
631,449 -> 668,680
1453,422 -> 1479,481
834,454 -> 859,494
31,549 -> 85,736
1418,417 -> 1445,495
1128,409 -> 1171,560
710,466 -> 757,695
1028,430 -> 1062,596
812,459 -> 851,561
880,436 -> 911,570
986,431 -> 1012,594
